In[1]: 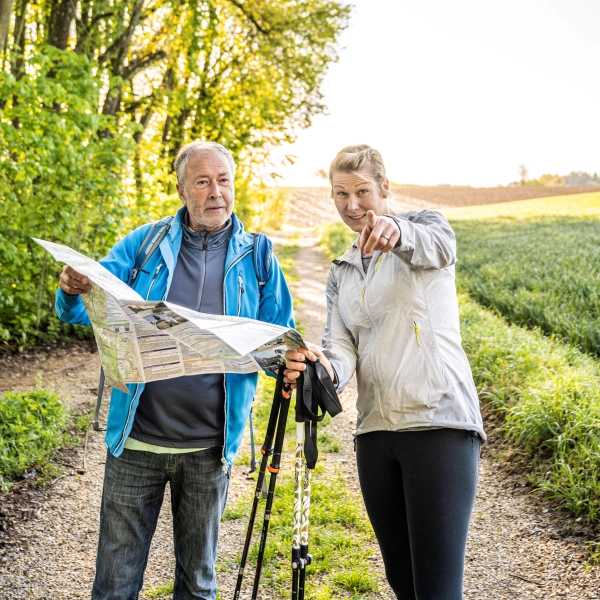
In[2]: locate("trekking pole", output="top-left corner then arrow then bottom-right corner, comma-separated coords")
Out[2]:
291,421 -> 303,600
233,380 -> 284,599
292,375 -> 314,600
298,442 -> 313,600
251,375 -> 292,600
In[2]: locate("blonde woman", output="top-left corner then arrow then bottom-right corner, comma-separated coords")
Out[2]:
284,145 -> 485,600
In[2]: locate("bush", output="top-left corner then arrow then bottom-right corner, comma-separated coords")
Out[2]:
0,388 -> 71,491
318,221 -> 356,260
0,48 -> 135,347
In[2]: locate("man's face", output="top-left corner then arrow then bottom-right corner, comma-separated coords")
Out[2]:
176,150 -> 234,231
331,169 -> 390,233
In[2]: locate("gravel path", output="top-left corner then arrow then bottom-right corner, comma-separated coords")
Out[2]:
1,222 -> 600,599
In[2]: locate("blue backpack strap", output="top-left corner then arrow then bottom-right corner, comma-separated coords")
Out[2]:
131,216 -> 173,284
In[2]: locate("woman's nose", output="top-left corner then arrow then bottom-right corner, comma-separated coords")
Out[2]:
347,194 -> 360,211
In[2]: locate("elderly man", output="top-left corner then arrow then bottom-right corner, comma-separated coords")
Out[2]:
55,141 -> 294,600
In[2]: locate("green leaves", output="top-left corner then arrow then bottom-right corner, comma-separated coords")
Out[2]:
0,388 -> 70,491
1,1 -> 349,346
0,48 -> 135,346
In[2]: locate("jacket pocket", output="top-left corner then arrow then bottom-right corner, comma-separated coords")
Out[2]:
413,320 -> 447,390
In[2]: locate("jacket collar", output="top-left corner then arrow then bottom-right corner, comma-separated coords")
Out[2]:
335,237 -> 364,272
168,207 -> 250,246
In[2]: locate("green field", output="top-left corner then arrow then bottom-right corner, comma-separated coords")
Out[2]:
317,194 -> 600,527
448,192 -> 600,356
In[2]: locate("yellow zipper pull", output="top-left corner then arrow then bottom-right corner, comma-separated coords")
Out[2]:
374,254 -> 383,272
414,321 -> 423,346
360,288 -> 365,307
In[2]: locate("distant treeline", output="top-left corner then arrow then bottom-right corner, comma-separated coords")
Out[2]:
0,0 -> 349,348
512,171 -> 600,187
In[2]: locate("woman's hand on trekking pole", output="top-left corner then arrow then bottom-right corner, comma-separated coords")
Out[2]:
284,342 -> 335,388
59,265 -> 92,295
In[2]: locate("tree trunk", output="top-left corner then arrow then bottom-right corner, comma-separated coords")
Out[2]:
47,0 -> 77,50
0,0 -> 15,57
10,0 -> 27,77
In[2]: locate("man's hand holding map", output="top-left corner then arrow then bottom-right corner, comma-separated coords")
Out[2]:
34,238 -> 304,393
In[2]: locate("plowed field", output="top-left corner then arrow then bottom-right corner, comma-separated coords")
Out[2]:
392,185 -> 600,207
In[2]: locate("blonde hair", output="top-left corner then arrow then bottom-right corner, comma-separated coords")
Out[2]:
328,144 -> 391,199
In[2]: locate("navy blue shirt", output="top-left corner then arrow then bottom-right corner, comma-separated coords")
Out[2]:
130,209 -> 232,448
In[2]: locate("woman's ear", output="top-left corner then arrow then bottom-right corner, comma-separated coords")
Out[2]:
382,177 -> 390,194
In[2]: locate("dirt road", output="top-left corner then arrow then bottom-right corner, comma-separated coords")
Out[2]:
1,218 -> 600,599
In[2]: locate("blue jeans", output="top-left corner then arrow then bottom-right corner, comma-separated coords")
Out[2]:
91,447 -> 229,600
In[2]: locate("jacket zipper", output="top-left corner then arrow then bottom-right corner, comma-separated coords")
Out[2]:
358,253 -> 388,427
224,249 -> 253,279
115,262 -> 164,454
359,254 -> 383,308
237,274 -> 245,317
221,249 -> 253,473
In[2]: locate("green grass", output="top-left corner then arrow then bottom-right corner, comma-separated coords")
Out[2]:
448,191 -> 600,356
460,294 -> 600,523
143,582 -> 174,599
318,215 -> 600,528
225,373 -> 378,599
0,386 -> 84,492
274,236 -> 300,282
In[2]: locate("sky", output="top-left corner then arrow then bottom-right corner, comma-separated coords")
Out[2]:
272,0 -> 600,187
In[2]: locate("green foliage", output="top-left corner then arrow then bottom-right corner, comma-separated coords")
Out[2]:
235,183 -> 289,232
460,294 -> 600,523
0,387 -> 71,491
222,502 -> 250,521
0,47 -> 135,345
0,0 -> 350,347
143,581 -> 175,599
332,569 -> 380,594
273,236 -> 300,283
449,192 -> 600,357
318,221 -> 356,260
317,429 -> 341,453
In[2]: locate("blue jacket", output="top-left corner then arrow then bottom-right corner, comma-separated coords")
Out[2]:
55,211 -> 295,470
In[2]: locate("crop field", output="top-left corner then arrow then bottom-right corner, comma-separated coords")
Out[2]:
392,185 -> 600,207
449,192 -> 600,523
447,192 -> 600,356
318,190 -> 600,524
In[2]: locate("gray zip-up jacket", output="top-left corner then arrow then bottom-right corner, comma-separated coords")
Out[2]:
323,210 -> 486,440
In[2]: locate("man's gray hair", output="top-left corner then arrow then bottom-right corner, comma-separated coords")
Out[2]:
174,141 -> 236,184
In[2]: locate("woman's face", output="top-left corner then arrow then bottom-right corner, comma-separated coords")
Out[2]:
331,169 -> 390,232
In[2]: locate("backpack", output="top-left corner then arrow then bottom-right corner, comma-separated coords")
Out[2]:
92,218 -> 274,444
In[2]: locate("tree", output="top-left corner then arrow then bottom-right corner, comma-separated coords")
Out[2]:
518,164 -> 528,186
0,0 -> 14,56
0,0 -> 350,345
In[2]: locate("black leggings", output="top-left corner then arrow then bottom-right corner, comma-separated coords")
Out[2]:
356,428 -> 480,600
